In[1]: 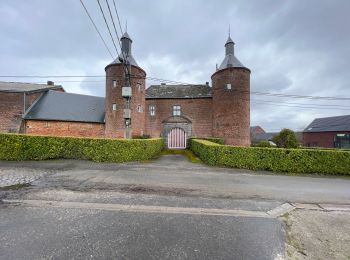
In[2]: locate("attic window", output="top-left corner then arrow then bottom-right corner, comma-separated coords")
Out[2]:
112,80 -> 117,87
226,83 -> 232,90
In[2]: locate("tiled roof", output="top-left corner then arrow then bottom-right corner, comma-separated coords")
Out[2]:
0,81 -> 63,93
146,84 -> 212,99
24,90 -> 105,123
303,115 -> 350,132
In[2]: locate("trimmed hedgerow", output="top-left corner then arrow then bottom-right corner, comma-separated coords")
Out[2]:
190,139 -> 350,175
0,133 -> 164,163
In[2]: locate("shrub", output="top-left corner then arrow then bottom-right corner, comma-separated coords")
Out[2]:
132,134 -> 151,139
190,139 -> 350,175
0,133 -> 164,163
272,129 -> 299,148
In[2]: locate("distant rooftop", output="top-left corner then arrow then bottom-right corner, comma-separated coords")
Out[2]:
0,81 -> 63,93
146,84 -> 212,99
304,115 -> 350,132
24,90 -> 105,123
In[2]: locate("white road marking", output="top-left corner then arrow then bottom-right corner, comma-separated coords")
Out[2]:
3,199 -> 273,218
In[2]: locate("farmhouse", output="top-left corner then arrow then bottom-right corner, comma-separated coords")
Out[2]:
303,115 -> 350,148
1,32 -> 251,148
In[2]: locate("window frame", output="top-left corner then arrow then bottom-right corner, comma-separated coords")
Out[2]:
112,103 -> 117,111
112,80 -> 117,87
172,105 -> 181,116
149,105 -> 156,116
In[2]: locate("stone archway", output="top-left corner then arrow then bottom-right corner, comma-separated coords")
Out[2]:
162,116 -> 192,149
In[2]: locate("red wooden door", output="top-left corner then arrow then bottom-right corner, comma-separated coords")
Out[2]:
167,128 -> 187,149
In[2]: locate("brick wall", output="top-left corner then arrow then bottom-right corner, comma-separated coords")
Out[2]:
104,64 -> 146,138
212,67 -> 251,146
24,120 -> 105,137
303,131 -> 350,148
145,98 -> 213,138
0,87 -> 64,133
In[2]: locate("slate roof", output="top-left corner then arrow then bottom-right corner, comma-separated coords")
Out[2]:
146,84 -> 212,99
252,132 -> 278,142
0,81 -> 63,93
303,115 -> 350,132
24,90 -> 105,123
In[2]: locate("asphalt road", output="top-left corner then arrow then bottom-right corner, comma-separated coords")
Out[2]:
1,155 -> 349,259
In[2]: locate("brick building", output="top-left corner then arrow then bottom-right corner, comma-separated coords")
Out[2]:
3,32 -> 251,147
0,81 -> 64,133
303,115 -> 350,148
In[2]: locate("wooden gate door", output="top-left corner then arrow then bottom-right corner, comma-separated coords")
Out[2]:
167,128 -> 187,149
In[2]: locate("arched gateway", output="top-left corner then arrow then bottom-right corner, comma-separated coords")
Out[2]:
167,128 -> 187,149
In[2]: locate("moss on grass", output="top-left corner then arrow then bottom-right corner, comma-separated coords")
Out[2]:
161,149 -> 202,163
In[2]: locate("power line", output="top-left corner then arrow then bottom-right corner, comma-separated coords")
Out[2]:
104,0 -> 130,76
1,74 -> 350,101
79,0 -> 114,59
112,0 -> 124,35
96,0 -> 120,57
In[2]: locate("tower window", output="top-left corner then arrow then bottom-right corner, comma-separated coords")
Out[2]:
137,83 -> 141,92
112,80 -> 117,87
149,105 -> 155,116
112,103 -> 117,111
173,105 -> 181,116
226,83 -> 232,90
137,105 -> 142,112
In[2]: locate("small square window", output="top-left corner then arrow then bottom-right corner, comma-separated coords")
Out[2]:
112,103 -> 117,111
149,105 -> 155,116
226,83 -> 232,90
173,105 -> 181,116
112,80 -> 117,87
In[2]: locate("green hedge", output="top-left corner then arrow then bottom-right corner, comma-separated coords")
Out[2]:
190,139 -> 350,175
0,134 -> 164,163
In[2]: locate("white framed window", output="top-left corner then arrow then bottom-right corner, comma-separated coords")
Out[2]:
112,103 -> 117,111
173,105 -> 181,116
112,80 -> 117,87
149,105 -> 156,116
226,83 -> 232,90
137,105 -> 142,112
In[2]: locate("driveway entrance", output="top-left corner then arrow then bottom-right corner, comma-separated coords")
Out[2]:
167,128 -> 187,149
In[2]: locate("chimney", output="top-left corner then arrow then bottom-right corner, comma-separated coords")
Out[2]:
47,81 -> 54,86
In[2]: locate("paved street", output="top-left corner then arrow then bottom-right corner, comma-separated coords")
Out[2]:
1,155 -> 350,259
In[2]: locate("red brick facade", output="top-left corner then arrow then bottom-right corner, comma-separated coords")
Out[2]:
25,120 -> 105,137
104,64 -> 146,138
212,67 -> 251,146
145,98 -> 213,138
0,91 -> 55,133
303,131 -> 350,148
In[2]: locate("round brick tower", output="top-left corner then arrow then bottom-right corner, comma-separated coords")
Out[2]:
211,35 -> 251,146
105,32 -> 146,138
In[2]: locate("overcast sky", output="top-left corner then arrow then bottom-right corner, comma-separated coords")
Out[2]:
1,0 -> 350,132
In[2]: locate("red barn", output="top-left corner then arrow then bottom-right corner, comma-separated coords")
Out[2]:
303,115 -> 350,148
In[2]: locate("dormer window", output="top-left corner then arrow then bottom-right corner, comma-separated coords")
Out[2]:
173,105 -> 181,116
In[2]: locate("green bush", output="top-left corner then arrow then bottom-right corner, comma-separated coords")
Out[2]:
190,139 -> 350,175
0,133 -> 164,163
272,128 -> 299,148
